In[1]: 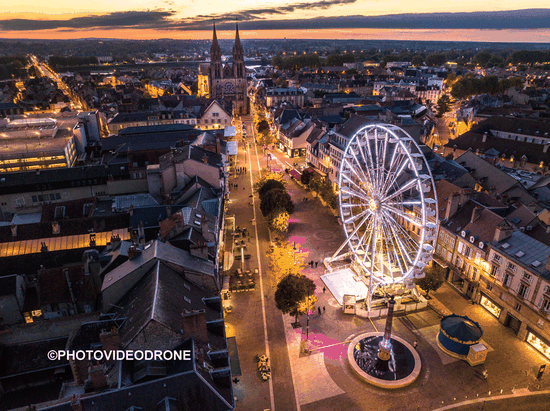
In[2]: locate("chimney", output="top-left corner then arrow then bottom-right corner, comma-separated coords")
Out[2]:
547,225 -> 550,234
11,223 -> 17,237
166,205 -> 172,218
87,363 -> 108,391
544,144 -> 549,154
70,395 -> 83,411
445,193 -> 461,220
181,309 -> 208,343
129,204 -> 134,216
100,327 -> 121,352
127,244 -> 141,259
52,221 -> 60,235
470,207 -> 482,223
203,154 -> 208,164
482,132 -> 488,143
110,235 -> 121,250
138,221 -> 145,244
216,137 -> 221,154
493,222 -> 513,242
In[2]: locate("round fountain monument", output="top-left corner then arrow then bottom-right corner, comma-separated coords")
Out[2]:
347,297 -> 421,389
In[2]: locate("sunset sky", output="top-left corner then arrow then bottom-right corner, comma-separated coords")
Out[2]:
1,1 -> 550,40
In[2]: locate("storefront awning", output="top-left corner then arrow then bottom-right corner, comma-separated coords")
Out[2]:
289,170 -> 301,179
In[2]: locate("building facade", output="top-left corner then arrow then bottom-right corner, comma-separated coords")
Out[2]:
199,25 -> 249,115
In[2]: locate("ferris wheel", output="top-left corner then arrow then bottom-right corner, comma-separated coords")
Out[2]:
330,124 -> 438,307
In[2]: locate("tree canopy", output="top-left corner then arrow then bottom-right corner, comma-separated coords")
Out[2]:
260,188 -> 294,217
254,169 -> 286,191
258,179 -> 286,200
269,211 -> 290,233
275,274 -> 317,322
415,263 -> 445,297
269,238 -> 306,283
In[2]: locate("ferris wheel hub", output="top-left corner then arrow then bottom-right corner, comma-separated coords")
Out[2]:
368,197 -> 380,212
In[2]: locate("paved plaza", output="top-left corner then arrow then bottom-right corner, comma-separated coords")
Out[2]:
228,118 -> 550,411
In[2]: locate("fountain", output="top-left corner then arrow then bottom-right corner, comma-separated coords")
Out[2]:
347,296 -> 421,389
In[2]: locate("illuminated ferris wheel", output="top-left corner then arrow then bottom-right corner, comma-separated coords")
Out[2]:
330,124 -> 438,308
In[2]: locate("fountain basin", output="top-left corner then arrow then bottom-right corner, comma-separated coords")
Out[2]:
347,332 -> 421,389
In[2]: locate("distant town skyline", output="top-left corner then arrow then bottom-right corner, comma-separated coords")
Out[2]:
1,2 -> 550,40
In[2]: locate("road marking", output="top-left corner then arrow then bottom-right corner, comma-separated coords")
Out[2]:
247,124 -> 276,411
431,389 -> 550,411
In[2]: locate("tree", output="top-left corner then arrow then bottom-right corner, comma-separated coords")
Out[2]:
260,188 -> 294,217
275,274 -> 317,323
256,130 -> 277,147
411,55 -> 424,67
436,94 -> 452,118
415,263 -> 445,297
300,169 -> 314,185
269,210 -> 289,233
269,238 -> 306,283
425,53 -> 446,67
254,168 -> 286,191
256,119 -> 270,134
258,179 -> 286,200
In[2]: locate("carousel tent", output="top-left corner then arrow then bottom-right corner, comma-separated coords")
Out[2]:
438,314 -> 483,356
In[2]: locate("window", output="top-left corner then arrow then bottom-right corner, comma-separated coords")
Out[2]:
518,283 -> 529,299
486,282 -> 493,291
490,265 -> 499,278
32,195 -> 38,202
506,262 -> 517,273
522,272 -> 532,284
515,303 -> 522,312
503,272 -> 513,287
541,297 -> 550,313
465,247 -> 472,258
492,253 -> 502,264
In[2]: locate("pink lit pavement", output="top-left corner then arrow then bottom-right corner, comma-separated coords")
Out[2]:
231,114 -> 550,411
266,146 -> 550,410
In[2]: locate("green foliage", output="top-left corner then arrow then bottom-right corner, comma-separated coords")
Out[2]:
256,119 -> 270,134
260,188 -> 294,217
275,274 -> 317,321
256,130 -> 277,147
436,94 -> 452,118
0,56 -> 28,80
451,75 -> 524,100
415,263 -> 445,296
269,210 -> 289,233
300,169 -> 314,185
258,179 -> 286,200
411,55 -> 424,67
325,52 -> 355,67
425,53 -> 447,67
271,53 -> 321,70
254,169 -> 286,191
309,175 -> 337,209
48,55 -> 98,69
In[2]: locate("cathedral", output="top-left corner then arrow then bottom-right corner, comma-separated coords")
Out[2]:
198,24 -> 249,115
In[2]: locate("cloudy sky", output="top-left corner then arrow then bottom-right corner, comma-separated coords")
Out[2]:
1,1 -> 550,40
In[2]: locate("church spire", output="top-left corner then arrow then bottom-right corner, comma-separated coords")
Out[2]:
232,23 -> 245,78
210,23 -> 221,62
210,23 -> 222,79
234,23 -> 243,54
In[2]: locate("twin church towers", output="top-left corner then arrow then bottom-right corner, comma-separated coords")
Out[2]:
198,24 -> 249,115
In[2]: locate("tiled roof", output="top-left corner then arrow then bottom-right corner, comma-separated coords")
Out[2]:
492,230 -> 550,280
